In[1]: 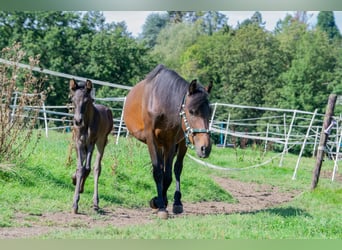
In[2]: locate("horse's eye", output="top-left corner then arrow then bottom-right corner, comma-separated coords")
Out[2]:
189,109 -> 196,116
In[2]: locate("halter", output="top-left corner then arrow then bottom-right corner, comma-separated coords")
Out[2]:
179,93 -> 210,148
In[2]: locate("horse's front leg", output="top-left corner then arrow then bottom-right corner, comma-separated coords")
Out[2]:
85,142 -> 95,209
147,138 -> 168,219
93,139 -> 106,211
173,140 -> 187,214
72,143 -> 86,214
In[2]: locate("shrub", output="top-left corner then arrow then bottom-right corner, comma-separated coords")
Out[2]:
0,43 -> 47,167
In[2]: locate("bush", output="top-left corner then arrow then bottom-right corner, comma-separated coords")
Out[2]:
0,43 -> 47,166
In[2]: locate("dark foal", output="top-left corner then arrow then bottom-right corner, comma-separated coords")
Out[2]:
69,79 -> 113,214
124,65 -> 213,219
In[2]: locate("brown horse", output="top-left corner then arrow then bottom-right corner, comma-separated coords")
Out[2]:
69,79 -> 113,214
124,65 -> 213,219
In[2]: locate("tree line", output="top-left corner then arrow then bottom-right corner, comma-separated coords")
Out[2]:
1,11 -> 342,118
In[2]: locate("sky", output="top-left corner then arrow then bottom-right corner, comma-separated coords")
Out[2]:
103,11 -> 342,37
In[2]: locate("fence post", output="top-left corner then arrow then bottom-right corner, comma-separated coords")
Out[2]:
223,112 -> 230,147
279,111 -> 296,167
10,92 -> 18,124
263,123 -> 270,157
311,94 -> 337,189
292,109 -> 318,180
209,102 -> 217,130
42,101 -> 48,137
312,126 -> 319,157
116,97 -> 126,145
332,123 -> 342,181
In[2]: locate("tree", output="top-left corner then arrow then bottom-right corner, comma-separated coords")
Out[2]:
140,12 -> 169,48
220,25 -> 286,118
200,11 -> 228,35
238,11 -> 265,28
317,11 -> 341,41
79,23 -> 155,98
272,28 -> 337,112
167,11 -> 191,23
0,11 -> 155,107
152,22 -> 203,71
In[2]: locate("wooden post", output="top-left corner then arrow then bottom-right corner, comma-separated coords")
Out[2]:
311,94 -> 337,190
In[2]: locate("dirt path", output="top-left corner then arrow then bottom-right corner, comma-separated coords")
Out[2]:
0,176 -> 300,239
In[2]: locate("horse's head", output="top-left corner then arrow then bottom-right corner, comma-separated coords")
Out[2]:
181,80 -> 213,158
69,79 -> 94,127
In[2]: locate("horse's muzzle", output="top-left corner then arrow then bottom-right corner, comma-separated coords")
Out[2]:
196,144 -> 211,158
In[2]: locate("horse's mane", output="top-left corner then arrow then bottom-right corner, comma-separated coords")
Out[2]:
145,64 -> 209,128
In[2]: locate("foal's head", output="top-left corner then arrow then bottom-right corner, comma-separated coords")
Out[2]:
69,79 -> 94,127
181,80 -> 213,158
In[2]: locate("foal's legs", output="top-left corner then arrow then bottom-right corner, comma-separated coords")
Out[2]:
72,140 -> 95,214
173,140 -> 187,214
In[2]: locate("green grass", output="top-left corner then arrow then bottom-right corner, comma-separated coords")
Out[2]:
1,130 -> 342,238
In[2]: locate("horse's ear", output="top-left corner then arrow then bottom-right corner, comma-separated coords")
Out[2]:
86,80 -> 92,93
206,81 -> 213,94
69,79 -> 77,91
188,79 -> 197,95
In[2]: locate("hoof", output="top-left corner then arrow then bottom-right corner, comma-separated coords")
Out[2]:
72,208 -> 78,214
149,197 -> 158,209
173,204 -> 183,214
149,197 -> 168,209
157,210 -> 168,219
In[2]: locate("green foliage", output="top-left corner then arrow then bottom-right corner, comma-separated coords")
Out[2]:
1,11 -> 342,119
140,12 -> 169,48
273,27 -> 337,113
0,11 -> 154,107
152,22 -> 203,71
317,11 -> 341,41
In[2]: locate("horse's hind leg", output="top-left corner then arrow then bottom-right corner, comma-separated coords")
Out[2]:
173,140 -> 187,214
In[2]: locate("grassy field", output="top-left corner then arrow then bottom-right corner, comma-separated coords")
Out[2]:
0,130 -> 341,239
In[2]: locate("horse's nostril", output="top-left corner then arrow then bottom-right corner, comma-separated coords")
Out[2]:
201,146 -> 206,154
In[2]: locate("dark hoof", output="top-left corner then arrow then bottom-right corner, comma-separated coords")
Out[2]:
173,204 -> 183,214
149,197 -> 168,209
149,197 -> 158,209
157,210 -> 169,219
